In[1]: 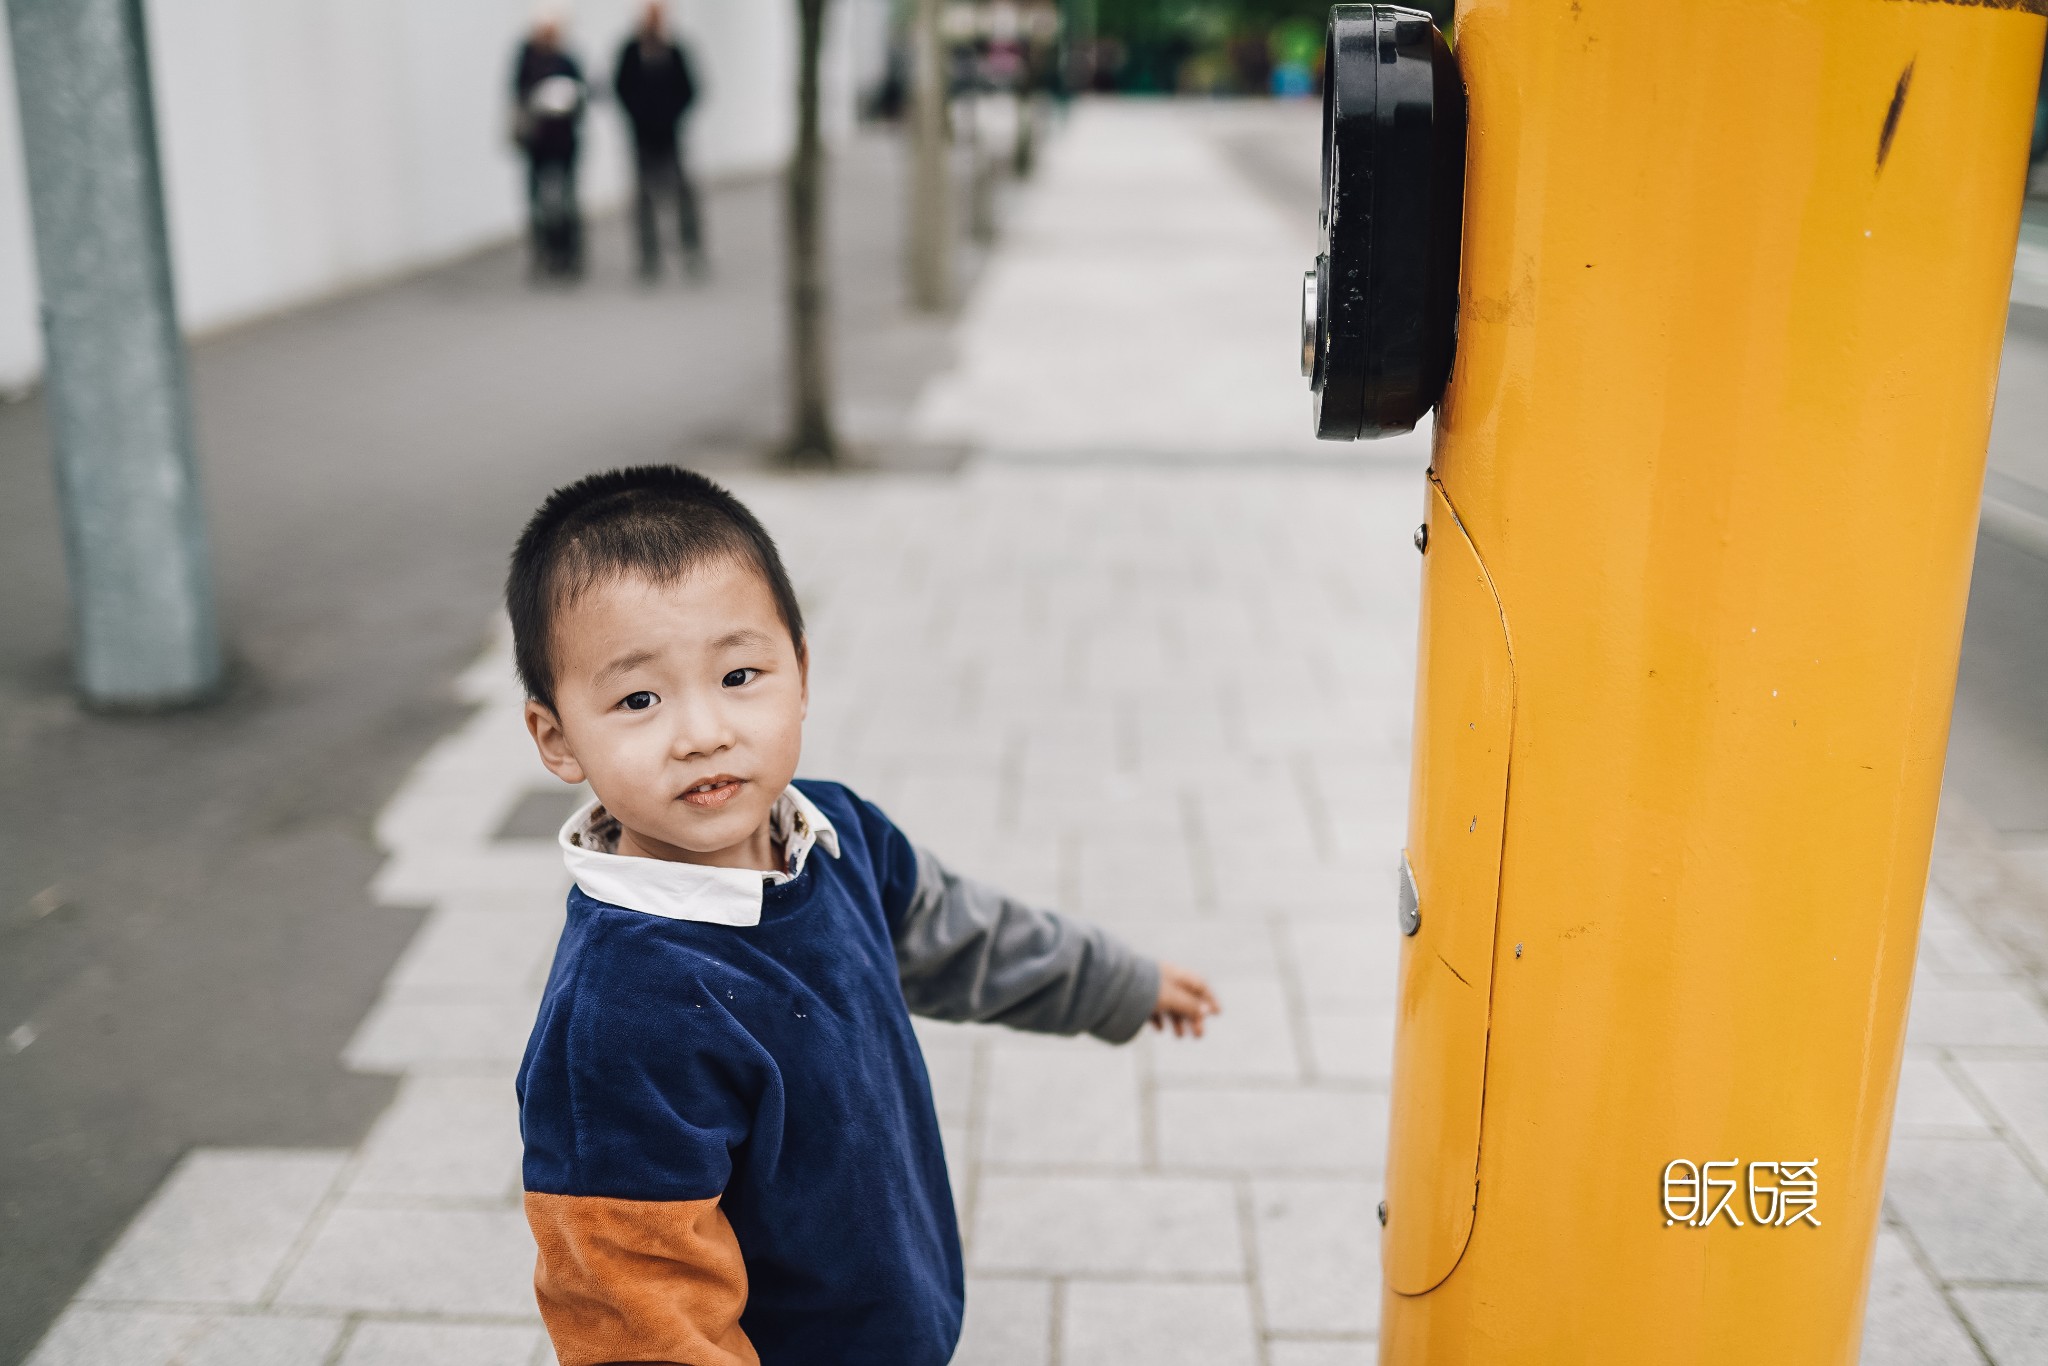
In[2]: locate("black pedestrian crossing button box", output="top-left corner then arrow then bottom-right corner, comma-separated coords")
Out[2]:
1303,5 -> 1466,441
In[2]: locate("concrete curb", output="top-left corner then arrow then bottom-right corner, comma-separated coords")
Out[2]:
1984,496 -> 2048,562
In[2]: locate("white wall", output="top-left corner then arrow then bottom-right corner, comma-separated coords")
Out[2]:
0,14 -> 39,394
0,0 -> 846,392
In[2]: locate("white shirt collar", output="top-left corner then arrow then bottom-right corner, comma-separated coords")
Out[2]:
558,784 -> 840,927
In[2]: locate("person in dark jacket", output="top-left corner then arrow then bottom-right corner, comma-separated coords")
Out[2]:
614,2 -> 705,279
513,14 -> 588,279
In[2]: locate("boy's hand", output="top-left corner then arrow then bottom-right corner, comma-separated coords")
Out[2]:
1150,962 -> 1221,1039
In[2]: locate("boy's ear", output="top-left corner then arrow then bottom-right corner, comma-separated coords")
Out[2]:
525,699 -> 586,785
796,639 -> 810,717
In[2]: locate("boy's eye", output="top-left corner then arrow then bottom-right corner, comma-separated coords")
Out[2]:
621,691 -> 657,711
721,668 -> 758,688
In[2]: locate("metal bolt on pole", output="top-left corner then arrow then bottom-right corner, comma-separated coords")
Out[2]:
5,0 -> 222,708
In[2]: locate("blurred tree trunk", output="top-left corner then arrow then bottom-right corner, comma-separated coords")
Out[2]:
786,0 -> 837,465
965,88 -> 995,246
1061,0 -> 1096,97
1013,88 -> 1035,178
906,0 -> 951,311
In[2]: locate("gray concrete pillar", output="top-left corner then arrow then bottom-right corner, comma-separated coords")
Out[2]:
5,0 -> 222,707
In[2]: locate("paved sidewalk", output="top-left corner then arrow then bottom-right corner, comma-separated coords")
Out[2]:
910,101 -> 1428,465
23,101 -> 2048,1366
25,450 -> 1429,1366
0,125 -> 973,1364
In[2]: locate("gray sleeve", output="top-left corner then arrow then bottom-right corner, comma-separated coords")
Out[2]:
892,846 -> 1161,1045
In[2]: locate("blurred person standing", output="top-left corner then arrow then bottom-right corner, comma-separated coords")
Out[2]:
614,3 -> 707,280
514,12 -> 589,279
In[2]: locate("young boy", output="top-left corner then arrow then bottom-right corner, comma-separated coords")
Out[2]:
510,466 -> 1219,1366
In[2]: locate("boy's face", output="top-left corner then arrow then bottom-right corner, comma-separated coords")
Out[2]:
525,559 -> 807,869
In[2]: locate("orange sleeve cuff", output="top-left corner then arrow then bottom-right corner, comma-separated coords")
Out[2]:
525,1190 -> 759,1366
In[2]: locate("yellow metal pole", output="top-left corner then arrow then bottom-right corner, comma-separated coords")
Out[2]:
1381,2 -> 2045,1362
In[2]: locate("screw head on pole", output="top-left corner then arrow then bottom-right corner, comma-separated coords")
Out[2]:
1414,523 -> 1429,554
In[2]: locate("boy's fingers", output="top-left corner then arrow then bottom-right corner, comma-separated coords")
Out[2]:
1165,968 -> 1220,1013
1151,967 -> 1224,1041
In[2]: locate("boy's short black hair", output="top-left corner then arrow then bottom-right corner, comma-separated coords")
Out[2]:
508,465 -> 805,711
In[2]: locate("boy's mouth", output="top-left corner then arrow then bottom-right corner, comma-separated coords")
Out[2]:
679,776 -> 744,809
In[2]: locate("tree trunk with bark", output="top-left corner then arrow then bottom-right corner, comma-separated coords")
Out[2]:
785,0 -> 837,465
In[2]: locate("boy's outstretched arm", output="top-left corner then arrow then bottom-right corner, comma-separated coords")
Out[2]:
892,846 -> 1219,1042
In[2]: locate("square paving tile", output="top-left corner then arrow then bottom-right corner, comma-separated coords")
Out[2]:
971,1174 -> 1242,1276
372,847 -> 567,905
1062,1280 -> 1258,1366
342,987 -> 542,1071
1904,987 -> 2048,1049
1304,1010 -> 1395,1086
384,904 -> 562,993
982,1044 -> 1142,1167
1883,1137 -> 2048,1282
1856,1227 -> 1981,1366
1267,1343 -> 1376,1366
952,1277 -> 1052,1366
25,1309 -> 190,1366
1147,979 -> 1302,1082
1917,900 -> 2013,976
1105,918 -> 1284,981
1954,1287 -> 2048,1366
1072,854 -> 1204,923
178,1315 -> 347,1366
1253,1177 -> 1381,1336
337,1320 -> 548,1366
1157,1087 -> 1387,1173
1958,1058 -> 2048,1169
1893,1058 -> 1992,1132
79,1149 -> 347,1305
27,1310 -> 344,1366
1286,923 -> 1397,1013
273,1206 -> 536,1316
348,1074 -> 523,1200
922,1040 -> 976,1127
1211,859 -> 1366,919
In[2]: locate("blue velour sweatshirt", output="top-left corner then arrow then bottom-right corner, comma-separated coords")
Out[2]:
517,780 -> 1159,1366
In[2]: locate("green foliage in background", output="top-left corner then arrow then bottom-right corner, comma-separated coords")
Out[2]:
1083,0 -> 1453,93
1091,0 -> 1452,43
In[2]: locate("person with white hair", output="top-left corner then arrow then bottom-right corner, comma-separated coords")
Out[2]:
513,10 -> 589,279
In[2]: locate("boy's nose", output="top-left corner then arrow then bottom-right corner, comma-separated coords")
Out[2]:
668,693 -> 736,759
